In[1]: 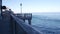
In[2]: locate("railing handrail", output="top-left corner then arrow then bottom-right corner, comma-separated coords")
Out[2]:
10,14 -> 42,34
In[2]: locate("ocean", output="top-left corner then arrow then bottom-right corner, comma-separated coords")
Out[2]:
31,13 -> 60,34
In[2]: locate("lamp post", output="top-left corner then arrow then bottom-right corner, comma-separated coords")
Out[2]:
20,3 -> 22,13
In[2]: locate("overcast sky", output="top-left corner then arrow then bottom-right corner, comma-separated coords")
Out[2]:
2,0 -> 60,13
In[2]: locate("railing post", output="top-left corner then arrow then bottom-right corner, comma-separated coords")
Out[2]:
12,20 -> 16,34
28,20 -> 31,25
11,16 -> 16,34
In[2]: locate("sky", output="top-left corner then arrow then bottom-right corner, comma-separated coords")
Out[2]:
2,0 -> 60,13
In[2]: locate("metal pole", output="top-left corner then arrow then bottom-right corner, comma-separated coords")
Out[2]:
0,0 -> 2,19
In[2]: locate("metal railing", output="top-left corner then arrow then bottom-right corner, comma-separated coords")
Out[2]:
10,14 -> 42,34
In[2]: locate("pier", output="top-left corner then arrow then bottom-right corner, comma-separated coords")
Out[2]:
0,0 -> 42,34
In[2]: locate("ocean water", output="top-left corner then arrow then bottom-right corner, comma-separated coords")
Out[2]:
31,13 -> 60,34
